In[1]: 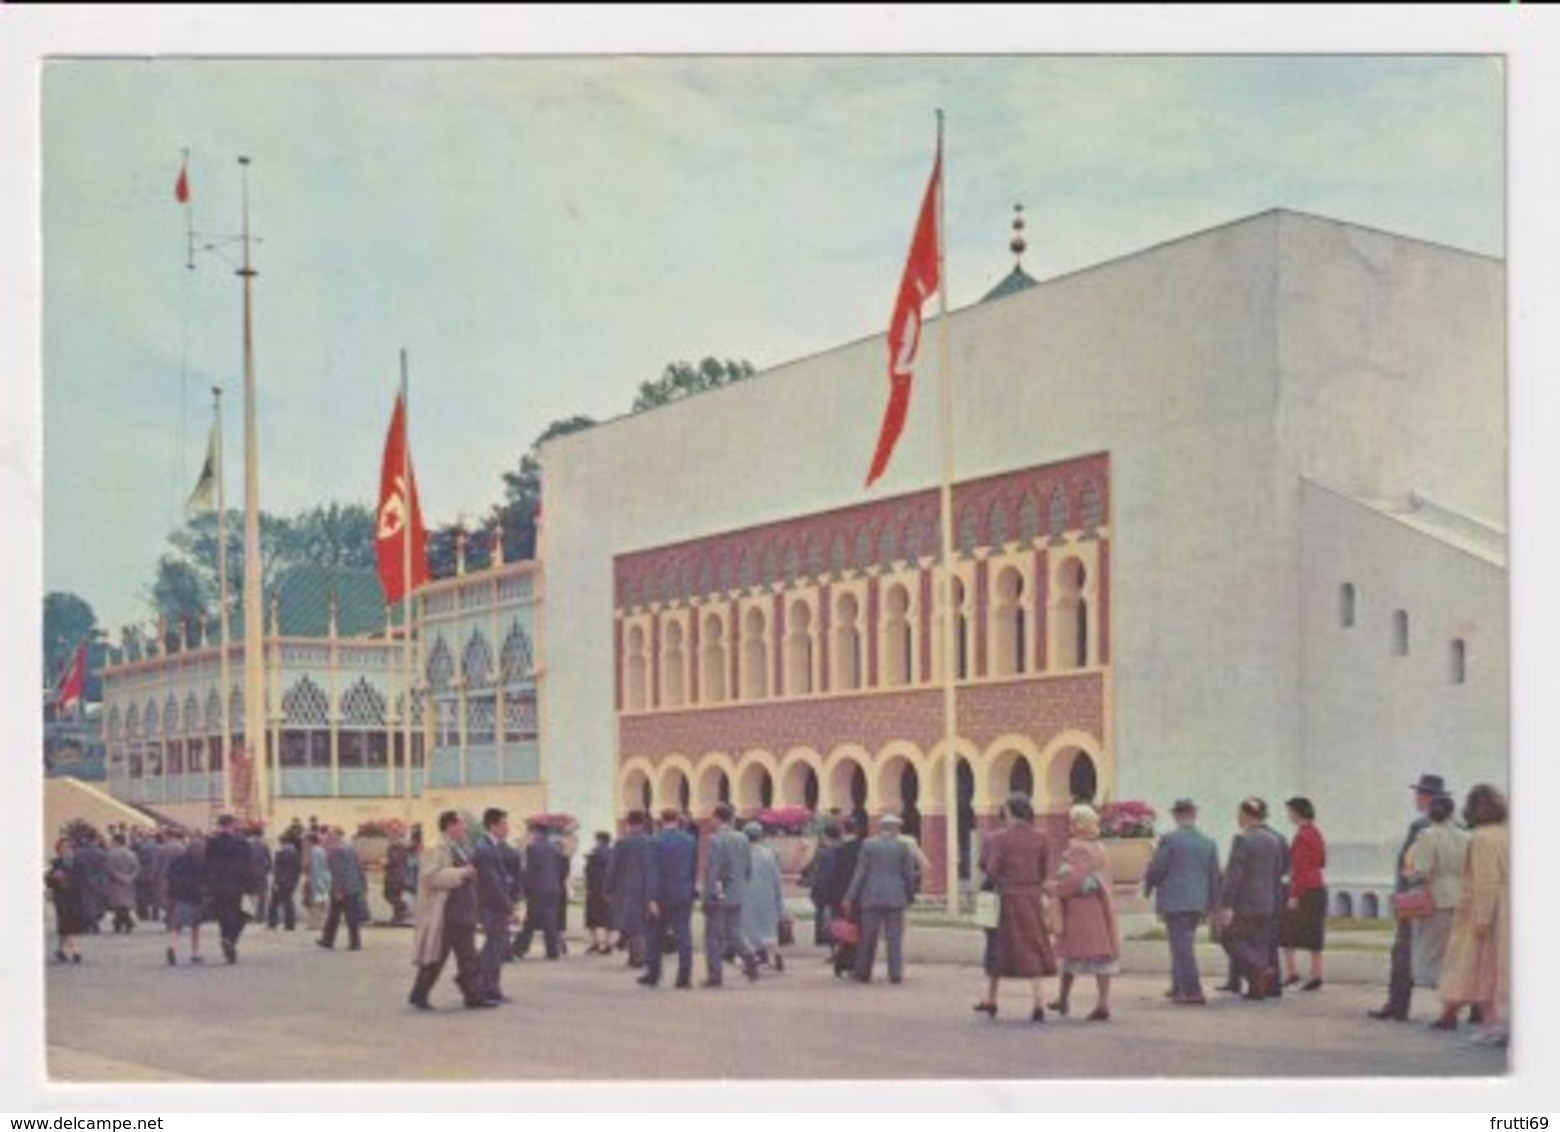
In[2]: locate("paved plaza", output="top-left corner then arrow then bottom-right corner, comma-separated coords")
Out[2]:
42,913 -> 1508,1084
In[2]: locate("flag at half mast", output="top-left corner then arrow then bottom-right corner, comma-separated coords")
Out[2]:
865,144 -> 943,487
56,643 -> 86,715
375,391 -> 430,605
185,421 -> 218,519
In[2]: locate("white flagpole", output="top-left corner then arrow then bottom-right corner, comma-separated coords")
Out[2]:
931,112 -> 961,915
238,155 -> 268,824
214,386 -> 233,815
401,349 -> 415,820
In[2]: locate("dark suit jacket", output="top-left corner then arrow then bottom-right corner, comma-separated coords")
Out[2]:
474,833 -> 517,913
652,828 -> 697,907
1143,824 -> 1221,916
272,842 -> 302,891
204,831 -> 254,900
607,831 -> 655,929
1221,823 -> 1286,916
523,838 -> 564,907
846,833 -> 917,911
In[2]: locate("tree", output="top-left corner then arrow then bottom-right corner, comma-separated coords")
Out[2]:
150,555 -> 210,645
42,591 -> 98,686
631,357 -> 755,413
274,502 -> 377,571
492,414 -> 597,562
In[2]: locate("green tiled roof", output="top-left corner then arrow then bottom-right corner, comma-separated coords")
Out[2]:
981,265 -> 1038,303
272,565 -> 393,638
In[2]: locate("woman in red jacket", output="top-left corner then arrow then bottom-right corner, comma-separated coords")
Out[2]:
1281,796 -> 1327,990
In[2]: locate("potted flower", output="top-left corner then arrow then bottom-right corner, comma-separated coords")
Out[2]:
751,805 -> 817,877
353,817 -> 407,866
527,813 -> 579,858
1096,800 -> 1157,885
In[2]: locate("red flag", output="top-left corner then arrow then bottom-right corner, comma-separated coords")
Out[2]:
174,159 -> 190,204
56,643 -> 86,714
375,393 -> 430,604
866,149 -> 942,487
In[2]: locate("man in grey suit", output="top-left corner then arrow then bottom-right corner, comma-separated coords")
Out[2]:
1143,797 -> 1222,1005
701,802 -> 760,987
1218,797 -> 1288,1001
843,812 -> 917,985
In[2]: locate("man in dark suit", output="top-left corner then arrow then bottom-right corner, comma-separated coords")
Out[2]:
702,802 -> 760,986
1218,797 -> 1287,1000
516,821 -> 564,960
844,812 -> 918,985
1143,797 -> 1222,1004
204,814 -> 254,963
1369,772 -> 1445,1021
642,809 -> 696,988
473,807 -> 518,1002
606,810 -> 655,968
268,834 -> 302,931
247,829 -> 272,925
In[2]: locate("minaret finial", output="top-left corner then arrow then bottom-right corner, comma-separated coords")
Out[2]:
1009,203 -> 1027,267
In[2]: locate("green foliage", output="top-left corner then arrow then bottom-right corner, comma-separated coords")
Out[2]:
631,357 -> 755,412
42,591 -> 98,683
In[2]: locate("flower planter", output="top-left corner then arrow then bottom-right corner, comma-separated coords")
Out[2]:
769,835 -> 816,879
352,835 -> 390,869
1101,837 -> 1154,886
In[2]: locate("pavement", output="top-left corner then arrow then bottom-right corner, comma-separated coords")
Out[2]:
40,905 -> 1510,1085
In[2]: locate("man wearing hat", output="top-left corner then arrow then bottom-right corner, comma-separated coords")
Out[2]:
1143,798 -> 1222,1005
1369,772 -> 1445,1021
843,812 -> 918,985
701,802 -> 760,986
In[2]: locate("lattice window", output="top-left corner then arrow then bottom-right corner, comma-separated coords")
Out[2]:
205,690 -> 223,731
854,526 -> 873,571
145,699 -> 160,737
1019,494 -> 1041,543
183,693 -> 201,735
879,525 -> 898,570
958,506 -> 979,554
341,677 -> 386,727
988,502 -> 1009,548
163,695 -> 179,735
394,691 -> 427,728
1048,488 -> 1069,536
229,688 -> 244,731
1081,480 -> 1104,529
126,704 -> 140,739
282,676 -> 330,728
426,638 -> 454,692
463,631 -> 494,689
108,704 -> 122,741
500,622 -> 534,684
504,696 -> 538,738
465,694 -> 496,744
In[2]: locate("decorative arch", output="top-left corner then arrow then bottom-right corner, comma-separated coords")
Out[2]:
463,630 -> 494,688
205,689 -> 223,731
822,743 -> 874,815
871,741 -> 930,814
982,733 -> 1046,815
624,622 -> 649,711
500,622 -> 534,683
691,751 -> 738,815
341,677 -> 387,727
618,758 -> 655,816
1037,730 -> 1110,814
426,637 -> 454,692
777,747 -> 825,809
164,695 -> 179,735
282,676 -> 331,727
654,754 -> 698,813
922,736 -> 985,810
732,748 -> 781,811
183,692 -> 201,734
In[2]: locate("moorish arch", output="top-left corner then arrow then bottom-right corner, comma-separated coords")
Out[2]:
870,741 -> 930,813
1037,730 -> 1110,812
921,737 -> 985,811
653,753 -> 697,814
821,744 -> 874,816
776,747 -> 825,809
690,751 -> 738,815
731,748 -> 780,811
618,757 -> 656,816
982,733 -> 1046,816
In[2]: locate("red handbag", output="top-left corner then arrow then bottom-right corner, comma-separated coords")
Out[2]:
1391,887 -> 1435,921
829,918 -> 860,945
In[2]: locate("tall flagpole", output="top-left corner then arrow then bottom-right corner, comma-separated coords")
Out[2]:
401,349 -> 415,821
214,386 -> 233,814
238,155 -> 269,824
931,111 -> 961,915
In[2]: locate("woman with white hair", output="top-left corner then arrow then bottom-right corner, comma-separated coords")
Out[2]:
1047,803 -> 1121,1021
741,822 -> 788,972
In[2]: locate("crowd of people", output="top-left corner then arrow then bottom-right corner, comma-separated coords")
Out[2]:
44,772 -> 1511,1048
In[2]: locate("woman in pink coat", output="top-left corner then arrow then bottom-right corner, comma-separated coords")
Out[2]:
1047,804 -> 1121,1021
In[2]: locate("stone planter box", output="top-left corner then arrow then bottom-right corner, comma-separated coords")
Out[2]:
769,835 -> 816,879
1102,837 -> 1154,886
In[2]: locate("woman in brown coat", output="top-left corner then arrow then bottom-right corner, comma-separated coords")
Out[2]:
1436,784 -> 1510,1046
1048,803 -> 1122,1021
973,793 -> 1058,1021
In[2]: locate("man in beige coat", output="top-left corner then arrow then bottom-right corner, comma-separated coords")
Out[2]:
409,811 -> 494,1010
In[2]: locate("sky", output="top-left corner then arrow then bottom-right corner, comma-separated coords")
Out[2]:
7,4 -> 1560,1115
31,47 -> 1507,635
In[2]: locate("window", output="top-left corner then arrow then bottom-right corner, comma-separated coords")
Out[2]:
784,600 -> 813,695
1393,609 -> 1410,656
832,592 -> 862,691
741,607 -> 769,700
991,566 -> 1026,677
881,583 -> 913,687
701,612 -> 727,703
661,620 -> 686,707
1450,638 -> 1467,685
1339,583 -> 1356,628
624,625 -> 648,711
